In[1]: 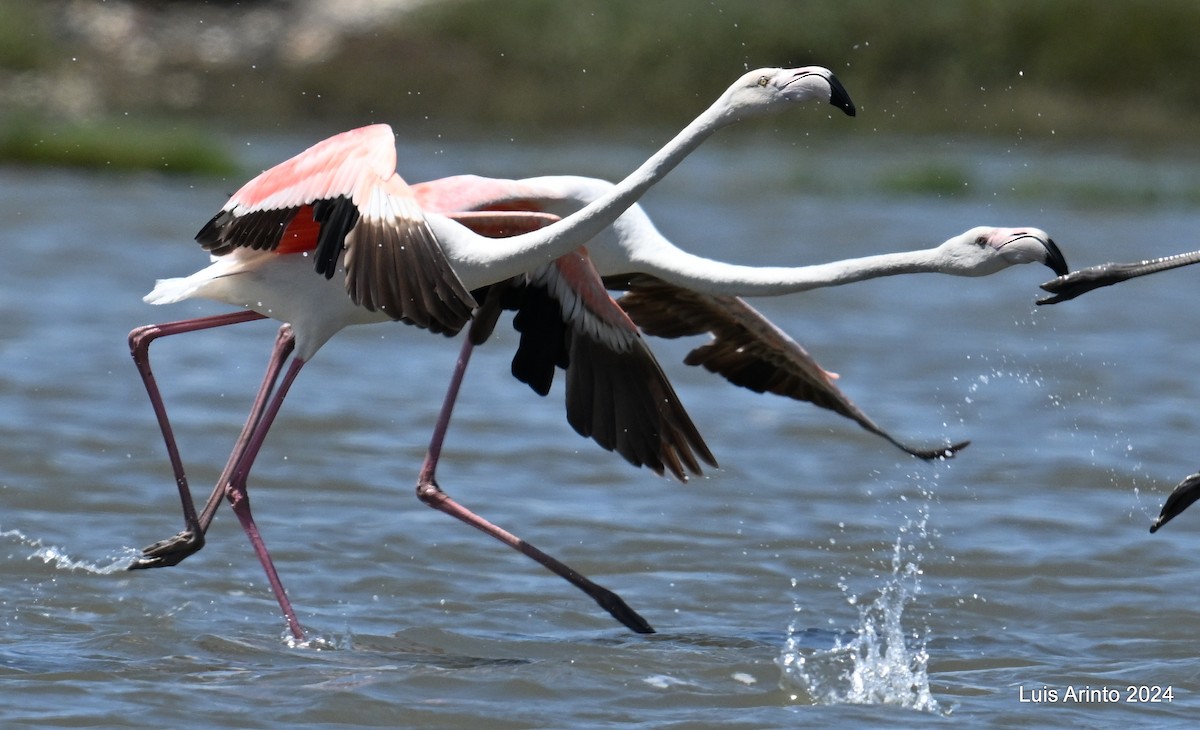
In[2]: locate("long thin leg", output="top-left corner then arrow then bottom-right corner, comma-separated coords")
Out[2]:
415,334 -> 655,634
218,355 -> 311,641
198,325 -> 297,534
131,324 -> 296,568
133,315 -> 308,639
128,310 -> 267,569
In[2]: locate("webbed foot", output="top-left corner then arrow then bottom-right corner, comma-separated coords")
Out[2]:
127,529 -> 205,570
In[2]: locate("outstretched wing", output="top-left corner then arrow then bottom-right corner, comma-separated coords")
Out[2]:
613,274 -> 966,460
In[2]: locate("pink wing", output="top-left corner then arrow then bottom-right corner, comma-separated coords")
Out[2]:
195,125 -> 476,334
412,174 -> 541,213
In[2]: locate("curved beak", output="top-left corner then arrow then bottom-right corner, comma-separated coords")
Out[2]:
825,72 -> 856,117
1040,237 -> 1069,276
996,231 -> 1069,275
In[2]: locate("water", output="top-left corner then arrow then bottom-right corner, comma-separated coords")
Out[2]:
2,131 -> 1199,728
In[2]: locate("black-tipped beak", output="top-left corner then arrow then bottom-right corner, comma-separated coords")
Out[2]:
1041,238 -> 1069,277
826,72 -> 856,117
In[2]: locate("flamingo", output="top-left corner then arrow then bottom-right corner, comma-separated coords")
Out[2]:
403,178 -> 1066,636
127,66 -> 856,640
1039,249 -> 1200,532
412,174 -> 1070,460
239,194 -> 1068,636
134,203 -> 1067,638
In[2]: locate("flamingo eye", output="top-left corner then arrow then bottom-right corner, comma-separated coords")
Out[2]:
974,235 -> 989,246
757,75 -> 770,87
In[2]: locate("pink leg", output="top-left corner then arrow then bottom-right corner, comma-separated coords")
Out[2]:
132,324 -> 297,570
128,310 -> 267,568
129,313 -> 307,638
218,355 -> 310,641
416,335 -> 654,634
197,325 -> 297,535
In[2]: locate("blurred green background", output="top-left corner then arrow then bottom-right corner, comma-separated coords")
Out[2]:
1,0 -> 1196,173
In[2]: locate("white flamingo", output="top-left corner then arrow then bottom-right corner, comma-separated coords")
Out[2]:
414,173 -> 1069,457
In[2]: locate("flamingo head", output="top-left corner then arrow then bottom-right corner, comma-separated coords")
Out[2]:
938,226 -> 1069,277
719,66 -> 856,122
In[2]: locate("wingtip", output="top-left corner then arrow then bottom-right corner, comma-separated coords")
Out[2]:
909,438 -> 971,461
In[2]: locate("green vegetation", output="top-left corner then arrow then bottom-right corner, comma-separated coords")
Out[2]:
374,0 -> 1200,141
880,163 -> 973,198
0,1 -> 52,69
0,118 -> 238,176
2,0 -> 1198,177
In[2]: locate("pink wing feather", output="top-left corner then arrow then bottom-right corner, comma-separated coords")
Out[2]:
194,125 -> 476,334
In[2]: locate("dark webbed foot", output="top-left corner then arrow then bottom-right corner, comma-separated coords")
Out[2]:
127,529 -> 205,570
1037,267 -> 1127,304
1149,472 -> 1200,534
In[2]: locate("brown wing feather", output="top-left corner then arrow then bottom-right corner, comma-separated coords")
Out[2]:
524,257 -> 717,481
443,211 -> 716,480
341,188 -> 477,335
559,307 -> 711,479
614,275 -> 966,460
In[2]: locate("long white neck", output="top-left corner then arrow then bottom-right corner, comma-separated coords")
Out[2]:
623,242 -> 949,295
428,105 -> 733,291
486,176 -> 958,296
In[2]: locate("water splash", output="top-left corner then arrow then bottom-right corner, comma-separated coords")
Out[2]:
777,512 -> 942,714
1,527 -> 135,574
